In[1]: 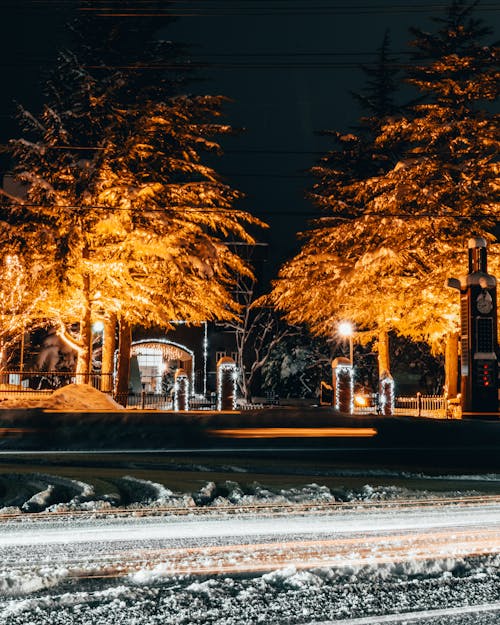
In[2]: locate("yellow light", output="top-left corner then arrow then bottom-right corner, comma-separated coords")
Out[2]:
207,427 -> 377,439
338,321 -> 354,337
354,394 -> 367,407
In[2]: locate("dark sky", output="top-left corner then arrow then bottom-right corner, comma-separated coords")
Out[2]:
1,1 -> 499,281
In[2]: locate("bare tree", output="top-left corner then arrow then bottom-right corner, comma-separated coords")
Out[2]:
224,275 -> 297,402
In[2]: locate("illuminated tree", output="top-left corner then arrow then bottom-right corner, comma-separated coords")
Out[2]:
271,32 -> 405,378
272,1 -> 499,395
0,202 -> 58,369
4,4 -> 263,387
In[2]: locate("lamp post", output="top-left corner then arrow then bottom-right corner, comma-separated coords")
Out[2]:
338,321 -> 354,366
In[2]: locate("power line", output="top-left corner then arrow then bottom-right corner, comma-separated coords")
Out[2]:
5,1 -> 500,15
1,201 -> 495,221
0,59 -> 411,70
79,6 -> 500,17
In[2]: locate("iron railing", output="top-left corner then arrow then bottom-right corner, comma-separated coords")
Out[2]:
1,371 -> 452,416
0,370 -> 114,395
0,372 -> 219,411
125,391 -> 217,411
394,394 -> 447,418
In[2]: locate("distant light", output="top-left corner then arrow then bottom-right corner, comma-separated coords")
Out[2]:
92,321 -> 104,333
354,394 -> 367,407
338,321 -> 354,337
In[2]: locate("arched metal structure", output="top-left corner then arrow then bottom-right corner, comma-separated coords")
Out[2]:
130,339 -> 195,394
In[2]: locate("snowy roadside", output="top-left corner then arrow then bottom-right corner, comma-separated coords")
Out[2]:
0,471 -> 496,516
1,554 -> 499,624
0,483 -> 498,624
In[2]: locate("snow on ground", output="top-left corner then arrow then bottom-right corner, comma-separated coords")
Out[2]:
0,384 -> 122,410
0,471 -> 489,515
0,481 -> 498,624
0,555 -> 498,624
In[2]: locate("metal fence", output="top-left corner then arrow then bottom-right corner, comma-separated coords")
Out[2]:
0,372 -> 220,411
125,392 -> 217,411
0,370 -> 114,396
1,371 -> 451,417
352,393 -> 449,418
394,394 -> 447,418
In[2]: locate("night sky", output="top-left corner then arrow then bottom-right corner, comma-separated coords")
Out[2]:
1,1 -> 499,281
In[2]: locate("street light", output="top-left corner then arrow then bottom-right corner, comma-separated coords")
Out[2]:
338,321 -> 354,366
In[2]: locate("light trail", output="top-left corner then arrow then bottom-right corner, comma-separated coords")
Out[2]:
0,428 -> 37,436
68,527 -> 499,580
207,427 -> 378,438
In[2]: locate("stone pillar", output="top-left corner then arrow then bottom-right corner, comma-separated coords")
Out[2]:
217,356 -> 237,411
174,368 -> 189,411
379,371 -> 394,416
332,357 -> 353,414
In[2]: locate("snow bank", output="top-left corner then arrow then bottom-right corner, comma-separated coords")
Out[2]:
0,567 -> 69,596
0,472 -> 487,514
120,476 -> 195,507
0,383 -> 123,410
22,485 -> 55,512
0,473 -> 96,513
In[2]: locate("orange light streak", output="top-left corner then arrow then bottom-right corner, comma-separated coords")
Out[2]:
71,527 -> 500,581
207,427 -> 378,438
0,428 -> 37,436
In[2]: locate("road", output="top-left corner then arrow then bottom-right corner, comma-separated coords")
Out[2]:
1,496 -> 499,624
0,426 -> 499,624
1,496 -> 498,581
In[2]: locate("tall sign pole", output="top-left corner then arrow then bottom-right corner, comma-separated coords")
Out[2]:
447,237 -> 498,414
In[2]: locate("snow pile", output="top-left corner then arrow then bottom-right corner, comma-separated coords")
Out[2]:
0,473 -> 96,513
0,383 -> 123,410
22,485 -> 55,513
0,567 -> 69,596
191,480 -> 335,507
121,555 -> 500,625
0,473 -> 487,514
120,476 -> 195,507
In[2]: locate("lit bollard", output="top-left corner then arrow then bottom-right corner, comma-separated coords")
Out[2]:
379,372 -> 394,416
173,368 -> 189,411
332,357 -> 353,414
217,356 -> 238,411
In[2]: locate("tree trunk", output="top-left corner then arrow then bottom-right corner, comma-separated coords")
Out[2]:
101,313 -> 117,392
445,331 -> 459,398
377,329 -> 391,378
0,341 -> 7,383
75,249 -> 92,381
75,282 -> 92,383
378,329 -> 394,416
115,317 -> 132,407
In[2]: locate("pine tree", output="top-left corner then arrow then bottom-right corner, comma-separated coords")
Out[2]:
371,0 -> 499,343
0,200 -> 54,367
272,2 -> 498,393
271,31 -> 405,378
4,4 -> 263,382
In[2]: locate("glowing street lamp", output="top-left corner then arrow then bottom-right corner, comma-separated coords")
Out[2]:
338,321 -> 354,366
